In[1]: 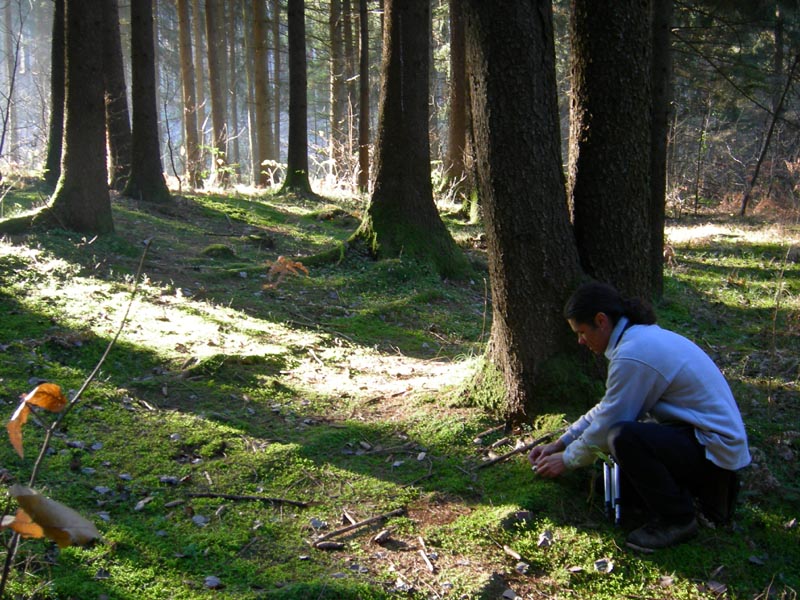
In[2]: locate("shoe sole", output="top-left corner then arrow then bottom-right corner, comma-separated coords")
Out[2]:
625,541 -> 656,554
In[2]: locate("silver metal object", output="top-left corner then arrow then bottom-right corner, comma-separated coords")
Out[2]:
603,458 -> 621,525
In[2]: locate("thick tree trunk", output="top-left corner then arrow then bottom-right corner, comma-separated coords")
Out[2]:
177,0 -> 202,189
464,0 -> 582,422
353,0 -> 468,279
123,0 -> 171,203
43,0 -> 65,190
280,0 -> 313,194
44,0 -> 113,233
569,0 -> 653,299
103,0 -> 132,191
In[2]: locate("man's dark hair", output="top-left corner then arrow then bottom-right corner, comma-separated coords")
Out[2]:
563,281 -> 656,326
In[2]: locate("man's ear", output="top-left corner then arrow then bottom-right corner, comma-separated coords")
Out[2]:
594,312 -> 609,329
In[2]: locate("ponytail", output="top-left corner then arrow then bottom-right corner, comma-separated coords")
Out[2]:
564,281 -> 656,326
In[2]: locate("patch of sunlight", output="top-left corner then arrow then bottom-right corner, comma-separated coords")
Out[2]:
666,222 -> 800,246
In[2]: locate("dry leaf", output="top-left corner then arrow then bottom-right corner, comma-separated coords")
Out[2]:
3,485 -> 100,547
7,383 -> 68,458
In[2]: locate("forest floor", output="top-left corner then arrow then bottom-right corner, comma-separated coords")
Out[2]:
0,184 -> 798,599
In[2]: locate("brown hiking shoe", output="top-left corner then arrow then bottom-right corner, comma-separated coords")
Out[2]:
625,517 -> 698,552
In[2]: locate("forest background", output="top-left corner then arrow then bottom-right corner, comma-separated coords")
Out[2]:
0,0 -> 798,599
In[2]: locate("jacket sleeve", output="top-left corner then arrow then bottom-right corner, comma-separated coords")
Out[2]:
561,358 -> 667,468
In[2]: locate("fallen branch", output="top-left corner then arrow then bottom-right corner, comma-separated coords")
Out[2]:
312,507 -> 405,546
475,430 -> 562,470
186,492 -> 309,508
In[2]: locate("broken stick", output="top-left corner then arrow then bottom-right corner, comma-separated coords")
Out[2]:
312,507 -> 405,546
475,430 -> 562,470
186,492 -> 309,508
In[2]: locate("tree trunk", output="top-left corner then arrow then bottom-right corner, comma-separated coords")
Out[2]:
357,0 -> 370,192
2,1 -> 18,164
191,0 -> 207,174
177,0 -> 202,188
649,0 -> 673,298
272,0 -> 281,162
353,0 -> 468,279
444,0 -> 466,186
739,53 -> 799,216
568,0 -> 653,299
252,0 -> 273,187
43,0 -> 65,190
226,0 -> 240,177
43,0 -> 113,233
329,0 -> 347,171
123,0 -> 171,203
205,0 -> 228,185
464,0 -> 582,423
280,0 -> 313,195
103,0 -> 132,191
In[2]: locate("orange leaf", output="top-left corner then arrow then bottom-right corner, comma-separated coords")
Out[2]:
1,508 -> 45,539
4,485 -> 99,547
6,383 -> 67,459
24,383 -> 68,412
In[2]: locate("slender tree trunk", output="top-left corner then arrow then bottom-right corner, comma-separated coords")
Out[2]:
227,0 -> 240,177
357,0 -> 370,192
568,0 -> 653,299
253,0 -> 274,187
272,0 -> 281,162
205,0 -> 228,185
43,0 -> 113,233
445,0 -> 466,186
740,53 -> 799,216
280,0 -> 313,194
649,0 -> 673,298
123,0 -> 171,203
3,1 -> 18,164
103,0 -> 133,191
352,0 -> 468,278
191,0 -> 207,175
464,0 -> 582,422
177,0 -> 202,188
43,0 -> 65,190
330,0 -> 347,171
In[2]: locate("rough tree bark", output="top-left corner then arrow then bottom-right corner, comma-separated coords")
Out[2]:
123,0 -> 171,203
464,0 -> 582,422
280,0 -> 314,195
38,0 -> 113,233
103,0 -> 132,191
177,0 -> 202,189
43,0 -> 65,191
569,0 -> 653,299
351,0 -> 468,279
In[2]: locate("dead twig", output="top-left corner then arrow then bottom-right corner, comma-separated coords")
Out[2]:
186,492 -> 309,508
312,507 -> 405,546
475,430 -> 562,470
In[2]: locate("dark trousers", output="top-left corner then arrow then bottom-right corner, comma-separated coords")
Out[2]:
607,421 -> 739,525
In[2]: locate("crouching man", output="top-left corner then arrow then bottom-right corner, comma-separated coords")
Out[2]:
529,281 -> 750,552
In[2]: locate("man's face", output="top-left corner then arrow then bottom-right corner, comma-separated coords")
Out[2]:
567,313 -> 612,354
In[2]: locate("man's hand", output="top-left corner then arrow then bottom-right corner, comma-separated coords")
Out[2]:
533,452 -> 567,478
528,440 -> 567,478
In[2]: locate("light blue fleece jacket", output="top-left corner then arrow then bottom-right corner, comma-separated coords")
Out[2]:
560,317 -> 751,471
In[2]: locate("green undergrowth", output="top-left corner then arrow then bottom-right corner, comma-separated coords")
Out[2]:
0,188 -> 798,599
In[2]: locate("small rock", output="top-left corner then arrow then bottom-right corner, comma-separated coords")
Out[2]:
204,576 -> 223,589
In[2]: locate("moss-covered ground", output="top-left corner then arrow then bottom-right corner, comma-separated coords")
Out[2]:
0,185 -> 797,599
